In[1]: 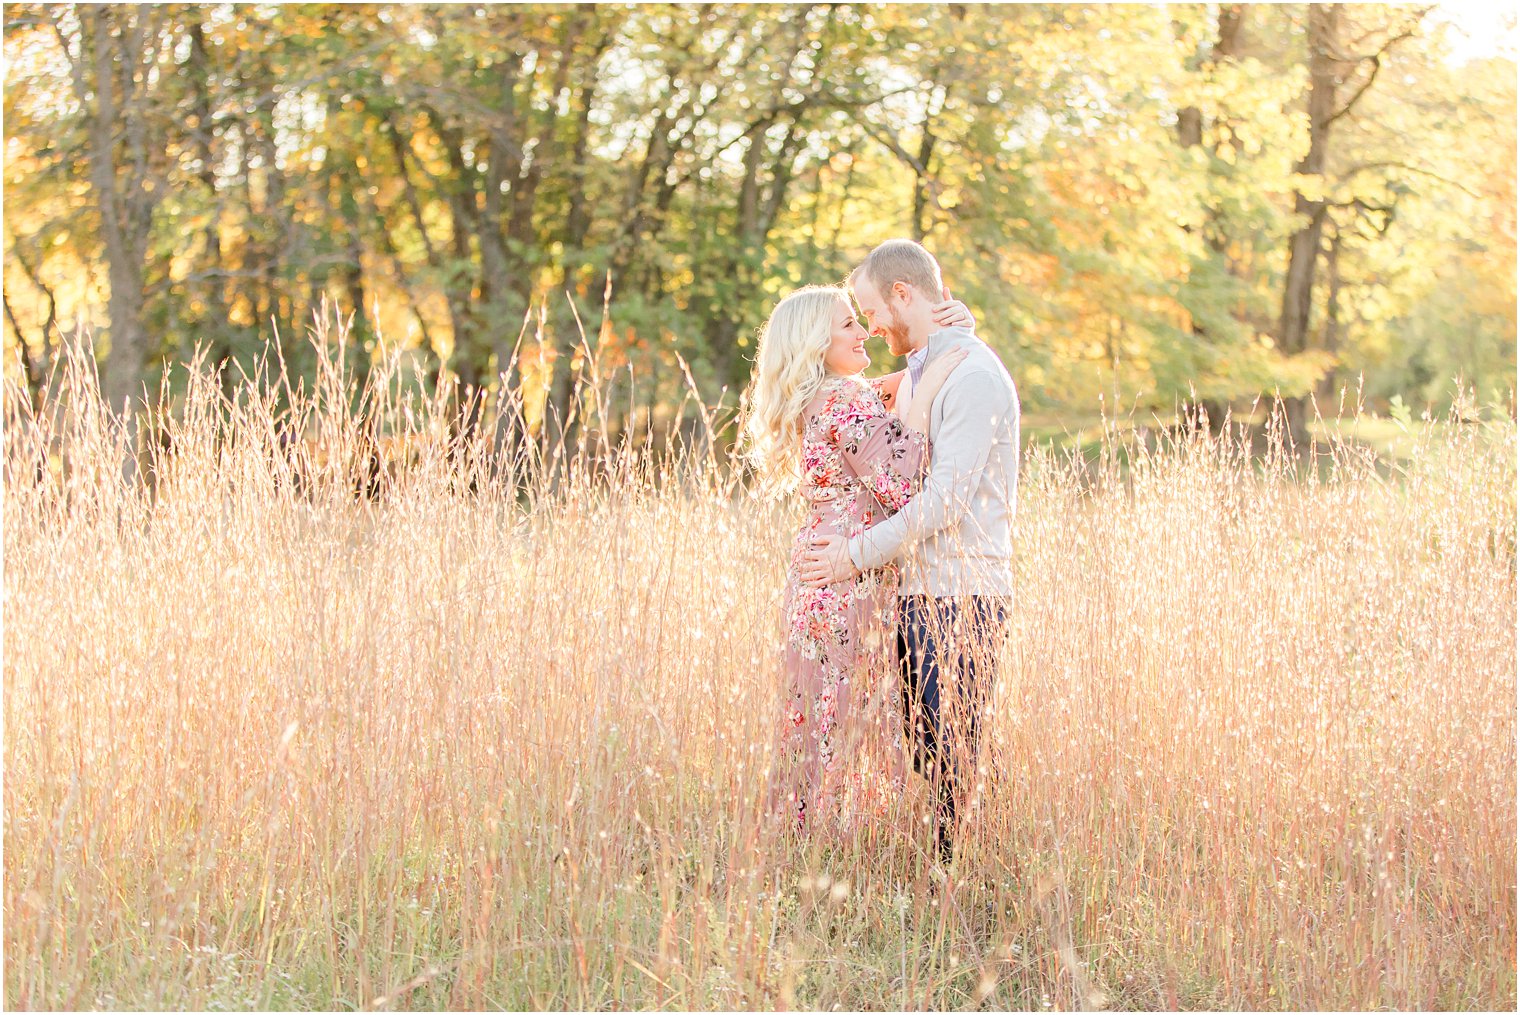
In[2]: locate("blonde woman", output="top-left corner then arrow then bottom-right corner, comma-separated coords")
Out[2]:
742,284 -> 970,839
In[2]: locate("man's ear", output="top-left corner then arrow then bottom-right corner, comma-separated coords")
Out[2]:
892,280 -> 912,304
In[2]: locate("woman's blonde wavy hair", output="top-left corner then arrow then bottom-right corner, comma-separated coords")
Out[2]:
739,285 -> 849,488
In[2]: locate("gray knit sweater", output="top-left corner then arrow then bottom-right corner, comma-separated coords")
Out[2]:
846,325 -> 1019,597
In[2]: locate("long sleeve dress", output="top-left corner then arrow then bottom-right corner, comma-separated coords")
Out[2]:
771,373 -> 930,839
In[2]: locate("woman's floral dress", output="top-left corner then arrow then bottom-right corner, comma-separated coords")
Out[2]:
771,373 -> 930,839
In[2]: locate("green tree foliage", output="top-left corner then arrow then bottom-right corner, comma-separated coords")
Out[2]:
3,3 -> 1513,429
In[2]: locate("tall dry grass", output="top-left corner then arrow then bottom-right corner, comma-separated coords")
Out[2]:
4,318 -> 1516,1010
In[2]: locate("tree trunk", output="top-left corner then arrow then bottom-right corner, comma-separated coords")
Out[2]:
432,118 -> 487,392
1175,4 -> 1245,431
323,97 -> 373,387
383,113 -> 467,382
185,19 -> 237,396
79,8 -> 153,415
1318,226 -> 1344,404
912,111 -> 937,242
1277,3 -> 1343,443
562,24 -> 612,250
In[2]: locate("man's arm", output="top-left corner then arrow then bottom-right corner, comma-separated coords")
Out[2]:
847,370 -> 1011,572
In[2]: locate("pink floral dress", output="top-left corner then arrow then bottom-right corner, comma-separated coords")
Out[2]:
771,374 -> 930,839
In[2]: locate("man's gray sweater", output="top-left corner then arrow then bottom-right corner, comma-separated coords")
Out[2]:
846,325 -> 1019,597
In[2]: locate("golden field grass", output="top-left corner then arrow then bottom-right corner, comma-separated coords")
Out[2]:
4,335 -> 1516,1011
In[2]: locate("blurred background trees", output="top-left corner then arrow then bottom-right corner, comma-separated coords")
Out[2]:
4,3 -> 1514,438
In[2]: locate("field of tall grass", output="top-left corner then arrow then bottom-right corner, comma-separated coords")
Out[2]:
5,325 -> 1516,1011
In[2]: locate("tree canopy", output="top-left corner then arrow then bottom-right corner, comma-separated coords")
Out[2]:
4,3 -> 1514,435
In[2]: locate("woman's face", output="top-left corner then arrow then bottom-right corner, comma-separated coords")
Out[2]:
821,298 -> 870,376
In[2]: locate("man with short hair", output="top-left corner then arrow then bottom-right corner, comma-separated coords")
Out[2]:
799,238 -> 1020,865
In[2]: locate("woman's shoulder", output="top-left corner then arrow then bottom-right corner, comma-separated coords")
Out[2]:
808,373 -> 864,409
803,375 -> 880,435
825,374 -> 889,413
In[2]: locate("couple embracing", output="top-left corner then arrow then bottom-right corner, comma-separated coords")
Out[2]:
742,239 -> 1020,865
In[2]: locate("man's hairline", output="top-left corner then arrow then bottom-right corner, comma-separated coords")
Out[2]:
849,269 -> 933,303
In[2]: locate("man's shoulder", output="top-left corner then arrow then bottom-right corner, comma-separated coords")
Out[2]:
930,326 -> 1006,364
945,339 -> 1015,394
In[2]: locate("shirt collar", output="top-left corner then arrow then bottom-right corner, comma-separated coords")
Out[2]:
909,326 -> 975,375
924,326 -> 969,360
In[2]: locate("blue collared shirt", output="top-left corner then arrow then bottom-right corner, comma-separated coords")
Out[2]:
906,344 -> 930,389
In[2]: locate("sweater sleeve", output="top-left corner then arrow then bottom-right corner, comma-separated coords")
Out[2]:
845,370 -> 1012,570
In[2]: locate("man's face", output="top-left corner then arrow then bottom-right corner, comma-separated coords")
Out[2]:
852,278 -> 913,357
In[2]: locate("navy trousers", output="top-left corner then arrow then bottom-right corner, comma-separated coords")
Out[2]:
897,595 -> 1009,862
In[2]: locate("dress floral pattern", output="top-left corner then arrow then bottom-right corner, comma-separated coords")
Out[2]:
771,373 -> 930,839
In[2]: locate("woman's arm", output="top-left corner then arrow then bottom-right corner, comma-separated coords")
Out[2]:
829,387 -> 930,515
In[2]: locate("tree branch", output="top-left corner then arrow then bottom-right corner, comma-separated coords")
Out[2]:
1340,160 -> 1483,199
848,111 -> 928,175
1325,14 -> 1427,126
1325,53 -> 1383,126
6,230 -> 60,351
